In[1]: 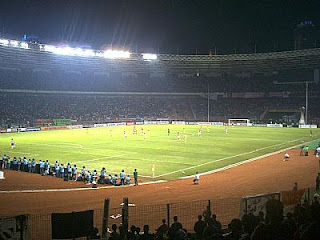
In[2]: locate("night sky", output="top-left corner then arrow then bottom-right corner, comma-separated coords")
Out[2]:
0,0 -> 319,54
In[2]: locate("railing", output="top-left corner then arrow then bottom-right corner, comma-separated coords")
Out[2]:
2,188 -> 314,240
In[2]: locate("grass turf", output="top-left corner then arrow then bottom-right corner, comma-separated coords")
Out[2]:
1,125 -> 319,180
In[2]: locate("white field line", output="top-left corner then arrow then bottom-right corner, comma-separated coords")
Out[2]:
178,137 -> 320,179
34,143 -> 96,151
154,137 -> 309,178
0,180 -> 167,193
73,154 -> 126,164
6,151 -> 39,156
125,157 -> 194,166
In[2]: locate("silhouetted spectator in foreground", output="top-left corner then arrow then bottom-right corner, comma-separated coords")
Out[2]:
240,213 -> 260,240
127,225 -> 136,240
168,216 -> 183,239
251,199 -> 291,240
258,211 -> 265,223
212,214 -> 222,231
109,224 -> 120,240
140,225 -> 155,240
203,218 -> 221,239
224,218 -> 242,240
194,215 -> 206,239
283,212 -> 297,238
89,227 -> 100,239
156,219 -> 168,240
300,204 -> 320,239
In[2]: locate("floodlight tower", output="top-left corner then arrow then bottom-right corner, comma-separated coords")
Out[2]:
207,82 -> 210,122
273,80 -> 315,124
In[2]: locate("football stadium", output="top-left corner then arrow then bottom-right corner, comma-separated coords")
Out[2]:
1,1 -> 320,239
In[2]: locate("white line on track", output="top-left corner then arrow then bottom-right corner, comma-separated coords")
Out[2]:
154,137 -> 310,178
0,180 -> 167,193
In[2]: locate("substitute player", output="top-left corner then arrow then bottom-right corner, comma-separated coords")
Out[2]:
10,139 -> 15,149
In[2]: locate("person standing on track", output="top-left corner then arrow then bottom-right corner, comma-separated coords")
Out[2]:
100,167 -> 106,184
72,165 -> 77,180
39,160 -> 45,175
28,159 -> 32,172
67,163 -> 72,179
120,170 -> 126,185
133,169 -> 138,186
31,158 -> 36,173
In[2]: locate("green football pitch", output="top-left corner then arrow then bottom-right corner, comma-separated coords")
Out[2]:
1,125 -> 319,180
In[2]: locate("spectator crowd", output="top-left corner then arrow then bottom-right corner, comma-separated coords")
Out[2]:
104,197 -> 320,239
1,93 -> 319,127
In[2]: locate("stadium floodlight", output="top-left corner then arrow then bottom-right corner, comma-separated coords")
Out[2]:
10,40 -> 19,47
95,51 -> 104,58
74,48 -> 95,57
142,53 -> 157,60
43,45 -> 95,57
20,42 -> 29,49
0,39 -> 9,46
43,45 -> 58,53
102,49 -> 131,59
61,47 -> 74,55
43,45 -> 72,55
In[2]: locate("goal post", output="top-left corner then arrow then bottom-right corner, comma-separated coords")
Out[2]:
228,119 -> 250,126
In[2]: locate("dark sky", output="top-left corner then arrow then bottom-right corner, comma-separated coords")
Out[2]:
0,0 -> 319,54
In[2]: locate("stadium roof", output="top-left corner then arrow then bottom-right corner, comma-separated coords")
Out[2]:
1,37 -> 320,75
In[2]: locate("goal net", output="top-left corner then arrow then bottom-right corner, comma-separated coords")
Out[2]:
228,119 -> 250,126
